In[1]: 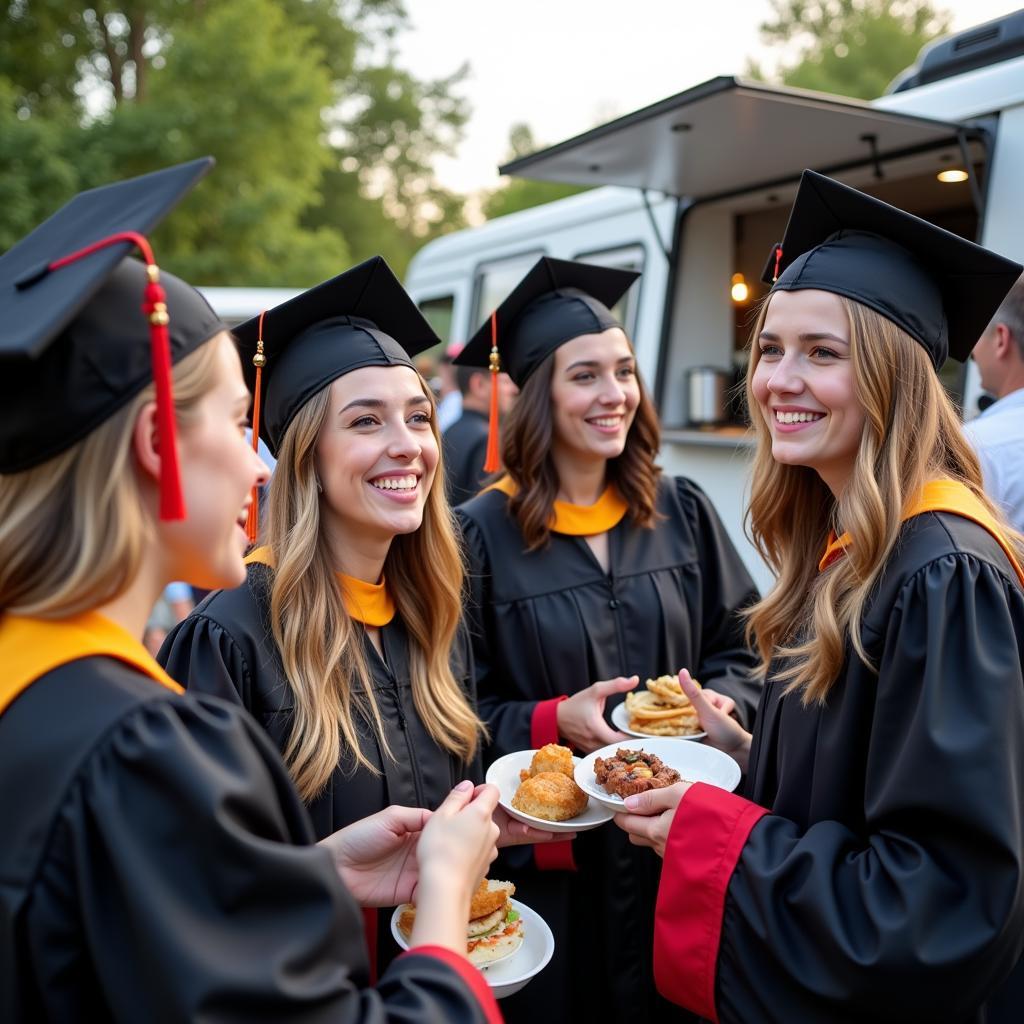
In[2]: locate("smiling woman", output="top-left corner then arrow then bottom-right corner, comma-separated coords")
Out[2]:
158,257 -> 522,974
453,256 -> 763,1021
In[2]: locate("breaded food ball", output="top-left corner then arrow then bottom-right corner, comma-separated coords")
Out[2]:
512,771 -> 589,821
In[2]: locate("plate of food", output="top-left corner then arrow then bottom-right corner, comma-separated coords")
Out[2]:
391,879 -> 554,999
486,743 -> 614,834
574,738 -> 742,813
610,674 -> 706,740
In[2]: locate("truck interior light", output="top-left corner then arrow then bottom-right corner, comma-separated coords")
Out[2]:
937,168 -> 969,183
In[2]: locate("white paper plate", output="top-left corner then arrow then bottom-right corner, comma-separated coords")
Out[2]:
390,897 -> 554,999
486,749 -> 614,834
610,701 -> 706,741
574,737 -> 742,812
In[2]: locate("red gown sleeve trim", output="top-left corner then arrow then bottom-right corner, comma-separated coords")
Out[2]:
528,695 -> 577,872
401,945 -> 504,1023
361,907 -> 378,984
530,695 -> 567,748
653,781 -> 768,1022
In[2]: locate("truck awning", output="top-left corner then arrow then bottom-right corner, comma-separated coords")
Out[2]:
499,77 -> 971,200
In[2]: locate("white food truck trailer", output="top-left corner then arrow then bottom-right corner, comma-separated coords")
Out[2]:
403,10 -> 1024,592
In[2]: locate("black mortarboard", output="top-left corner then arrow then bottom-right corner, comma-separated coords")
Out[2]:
762,170 -> 1023,367
454,256 -> 640,387
0,157 -> 223,518
233,256 -> 440,460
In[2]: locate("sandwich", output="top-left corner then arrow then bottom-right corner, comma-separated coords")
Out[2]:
397,879 -> 524,966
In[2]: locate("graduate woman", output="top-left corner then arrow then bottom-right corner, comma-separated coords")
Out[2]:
615,171 -> 1024,1024
453,257 -> 763,1021
160,257 -> 554,968
0,162 -> 506,1022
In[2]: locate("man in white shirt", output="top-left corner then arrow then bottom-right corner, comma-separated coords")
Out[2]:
965,276 -> 1024,531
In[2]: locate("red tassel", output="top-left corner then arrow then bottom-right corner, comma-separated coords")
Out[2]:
772,244 -> 783,283
245,310 -> 267,544
483,311 -> 501,473
49,230 -> 186,520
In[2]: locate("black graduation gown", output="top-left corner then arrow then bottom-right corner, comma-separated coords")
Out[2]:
443,408 -> 490,506
0,655 -> 498,1023
457,475 -> 762,1023
654,511 -> 1024,1024
159,562 -> 476,971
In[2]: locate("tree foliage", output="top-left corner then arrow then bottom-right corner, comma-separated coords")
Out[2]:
482,123 -> 589,221
747,0 -> 952,100
0,0 -> 469,282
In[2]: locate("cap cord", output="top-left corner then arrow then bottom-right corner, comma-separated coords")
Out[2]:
49,231 -> 185,520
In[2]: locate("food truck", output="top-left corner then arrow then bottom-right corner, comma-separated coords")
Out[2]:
404,10 -> 1024,590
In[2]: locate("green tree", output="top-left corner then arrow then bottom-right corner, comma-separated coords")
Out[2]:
0,0 -> 469,282
482,123 -> 589,221
747,0 -> 952,100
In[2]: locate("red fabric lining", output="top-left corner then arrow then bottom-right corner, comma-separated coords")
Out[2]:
361,908 -> 378,984
401,945 -> 503,1023
653,782 -> 768,1021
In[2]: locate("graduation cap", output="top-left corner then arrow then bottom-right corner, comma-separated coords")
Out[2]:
0,157 -> 223,519
232,256 -> 440,540
454,256 -> 640,470
762,170 -> 1023,367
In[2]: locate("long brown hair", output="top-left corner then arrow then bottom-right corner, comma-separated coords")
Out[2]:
0,338 -> 225,618
263,374 -> 485,801
502,339 -> 662,550
744,297 -> 1024,703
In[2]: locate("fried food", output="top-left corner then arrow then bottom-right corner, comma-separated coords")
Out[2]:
593,747 -> 681,798
623,675 -> 703,737
469,877 -> 515,920
645,674 -> 692,707
518,742 -> 575,782
512,771 -> 589,821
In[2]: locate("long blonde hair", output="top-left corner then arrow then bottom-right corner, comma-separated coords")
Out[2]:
263,375 -> 484,801
745,297 -> 1024,703
0,338 -> 225,618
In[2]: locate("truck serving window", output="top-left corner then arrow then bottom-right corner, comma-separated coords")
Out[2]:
417,295 -> 455,345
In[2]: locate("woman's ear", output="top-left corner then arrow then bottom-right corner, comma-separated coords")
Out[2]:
132,400 -> 162,484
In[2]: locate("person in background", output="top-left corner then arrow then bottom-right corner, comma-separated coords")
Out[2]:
614,171 -> 1024,1024
142,581 -> 195,656
966,274 -> 1024,530
0,160 -> 504,1023
443,362 -> 518,506
436,342 -> 464,432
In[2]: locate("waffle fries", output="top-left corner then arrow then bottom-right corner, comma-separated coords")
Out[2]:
623,675 -> 703,736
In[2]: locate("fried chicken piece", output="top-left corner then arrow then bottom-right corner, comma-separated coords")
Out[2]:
594,748 -> 681,797
468,877 -> 515,920
512,771 -> 588,821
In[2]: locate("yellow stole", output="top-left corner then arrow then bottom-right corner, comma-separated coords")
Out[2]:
245,546 -> 395,627
0,610 -> 183,719
488,475 -> 629,536
819,479 -> 1024,585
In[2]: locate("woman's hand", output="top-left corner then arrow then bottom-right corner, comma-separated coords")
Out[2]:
556,675 -> 639,753
410,781 -> 502,954
612,781 -> 692,858
319,804 -> 431,907
680,669 -> 752,771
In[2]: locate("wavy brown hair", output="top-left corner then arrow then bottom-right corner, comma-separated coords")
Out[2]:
502,338 -> 662,550
744,296 -> 1024,703
262,374 -> 485,802
0,337 -> 225,618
